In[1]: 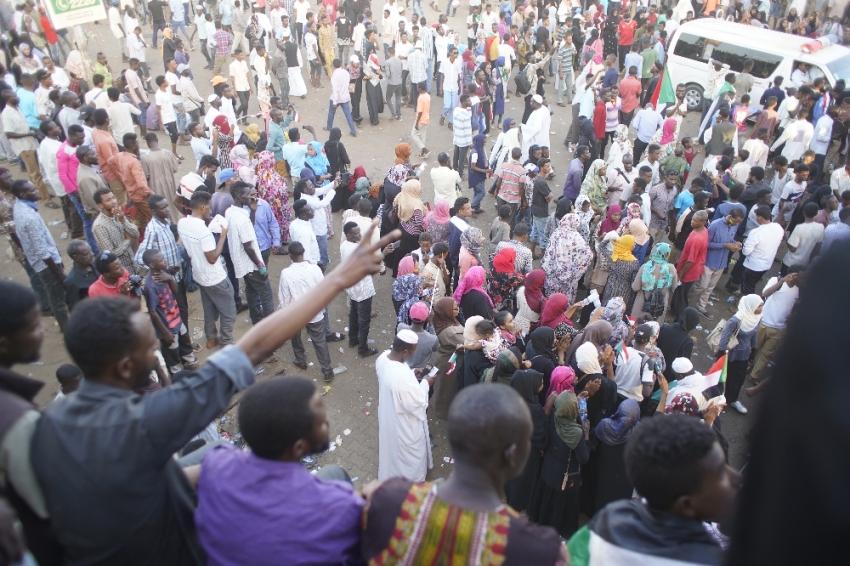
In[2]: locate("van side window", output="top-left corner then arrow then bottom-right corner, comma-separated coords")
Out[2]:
673,32 -> 783,79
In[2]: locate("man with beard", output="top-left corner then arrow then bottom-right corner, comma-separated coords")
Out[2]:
194,376 -> 364,564
29,220 -> 399,564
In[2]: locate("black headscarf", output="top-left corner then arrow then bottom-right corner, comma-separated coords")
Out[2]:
656,308 -> 700,381
526,327 -> 557,364
727,240 -> 850,565
510,369 -> 544,405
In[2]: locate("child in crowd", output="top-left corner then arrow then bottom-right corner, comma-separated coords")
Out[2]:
417,232 -> 434,272
53,364 -> 82,402
731,149 -> 751,185
142,249 -> 198,374
490,204 -> 512,247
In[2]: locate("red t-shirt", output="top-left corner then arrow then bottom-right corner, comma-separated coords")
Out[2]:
593,101 -> 607,138
87,272 -> 130,298
618,20 -> 637,46
677,228 -> 709,283
618,76 -> 642,113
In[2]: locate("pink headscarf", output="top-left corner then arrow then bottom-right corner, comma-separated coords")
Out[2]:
660,118 -> 678,145
424,199 -> 451,230
398,255 -> 416,276
547,366 -> 576,397
452,266 -> 494,307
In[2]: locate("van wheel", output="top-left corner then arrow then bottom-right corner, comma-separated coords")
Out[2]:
684,85 -> 704,112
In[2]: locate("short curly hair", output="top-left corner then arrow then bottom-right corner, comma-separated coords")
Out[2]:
625,414 -> 717,511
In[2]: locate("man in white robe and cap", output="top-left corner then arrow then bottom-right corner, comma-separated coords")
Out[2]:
377,329 -> 435,482
281,27 -> 307,99
521,94 -> 551,161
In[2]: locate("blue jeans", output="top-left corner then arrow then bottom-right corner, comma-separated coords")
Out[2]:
514,206 -> 531,228
326,100 -> 357,134
175,102 -> 187,134
530,215 -> 549,248
67,192 -> 99,254
442,90 -> 458,121
412,0 -> 424,15
171,20 -> 190,42
22,258 -> 50,311
317,233 -> 330,268
471,180 -> 485,210
383,43 -> 391,58
445,0 -> 457,15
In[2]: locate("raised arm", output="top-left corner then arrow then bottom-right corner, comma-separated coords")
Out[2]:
237,223 -> 401,365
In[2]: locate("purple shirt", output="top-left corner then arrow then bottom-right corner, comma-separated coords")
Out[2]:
563,157 -> 584,200
196,445 -> 364,565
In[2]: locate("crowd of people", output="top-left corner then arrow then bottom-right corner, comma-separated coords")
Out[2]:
1,0 -> 850,564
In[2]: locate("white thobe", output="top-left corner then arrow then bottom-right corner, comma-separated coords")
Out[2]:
521,106 -> 551,162
377,352 -> 432,482
288,48 -> 307,98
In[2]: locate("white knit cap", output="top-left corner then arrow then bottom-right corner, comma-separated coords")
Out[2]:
397,329 -> 419,345
671,357 -> 694,374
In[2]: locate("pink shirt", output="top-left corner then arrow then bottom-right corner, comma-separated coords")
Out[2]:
56,141 -> 80,195
458,248 -> 479,283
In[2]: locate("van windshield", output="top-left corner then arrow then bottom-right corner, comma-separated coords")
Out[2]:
826,54 -> 850,82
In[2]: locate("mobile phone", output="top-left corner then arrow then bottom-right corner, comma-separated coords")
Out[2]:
427,366 -> 439,378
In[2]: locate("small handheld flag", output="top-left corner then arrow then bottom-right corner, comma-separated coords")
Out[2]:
445,352 -> 457,375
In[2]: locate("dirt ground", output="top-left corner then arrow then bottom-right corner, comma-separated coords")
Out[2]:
2,9 -> 776,486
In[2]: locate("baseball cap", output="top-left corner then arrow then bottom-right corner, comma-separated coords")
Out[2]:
79,105 -> 95,120
524,163 -> 539,173
177,63 -> 191,73
409,302 -> 429,322
207,94 -> 220,103
218,168 -> 236,183
634,324 -> 653,344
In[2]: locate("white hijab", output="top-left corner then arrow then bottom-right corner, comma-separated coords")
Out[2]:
735,294 -> 764,333
576,342 -> 602,376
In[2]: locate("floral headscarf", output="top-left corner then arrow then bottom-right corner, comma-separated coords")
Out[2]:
618,203 -> 643,236
602,297 -> 629,343
460,226 -> 483,264
668,392 -> 700,416
641,242 -> 675,291
392,273 -> 422,325
574,194 -> 594,243
580,159 -> 608,210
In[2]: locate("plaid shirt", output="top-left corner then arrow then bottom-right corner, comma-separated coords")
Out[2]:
134,216 -> 183,282
407,48 -> 428,85
92,213 -> 141,274
213,30 -> 233,57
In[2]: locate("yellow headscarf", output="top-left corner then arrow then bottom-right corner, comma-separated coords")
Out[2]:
611,234 -> 637,262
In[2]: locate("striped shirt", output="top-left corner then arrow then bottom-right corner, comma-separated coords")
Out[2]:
452,107 -> 473,148
496,161 -> 526,204
134,216 -> 183,281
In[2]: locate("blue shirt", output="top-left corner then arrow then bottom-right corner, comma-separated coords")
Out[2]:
705,217 -> 739,270
16,87 -> 39,129
267,121 -> 286,161
245,198 -> 281,251
601,67 -> 619,88
674,191 -> 694,218
562,157 -> 584,200
760,86 -> 785,108
281,141 -> 308,178
632,108 -> 663,143
712,201 -> 746,222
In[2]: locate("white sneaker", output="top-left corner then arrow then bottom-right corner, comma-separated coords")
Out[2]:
730,401 -> 748,414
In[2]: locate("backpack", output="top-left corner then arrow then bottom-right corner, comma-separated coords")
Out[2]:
706,318 -> 739,353
514,70 -> 531,95
644,288 -> 667,318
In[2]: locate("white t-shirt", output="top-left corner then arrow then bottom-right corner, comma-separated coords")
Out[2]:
109,6 -> 125,38
783,221 -> 824,267
743,222 -> 785,272
229,59 -> 251,91
395,41 -> 413,70
155,89 -> 177,124
498,43 -> 515,67
614,347 -> 655,402
760,277 -> 799,329
305,33 -> 318,61
773,179 -> 806,221
430,166 -> 461,207
441,58 -> 463,93
191,136 -> 212,170
177,216 -> 228,287
294,0 -> 310,23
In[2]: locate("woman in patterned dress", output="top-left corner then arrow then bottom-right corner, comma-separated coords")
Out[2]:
488,247 -> 525,313
254,151 -> 291,237
542,214 -> 594,303
601,234 -> 639,307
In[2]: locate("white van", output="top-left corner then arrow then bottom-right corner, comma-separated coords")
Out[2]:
665,19 -> 850,111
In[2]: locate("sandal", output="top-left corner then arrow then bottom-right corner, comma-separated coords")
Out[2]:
192,342 -> 202,353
